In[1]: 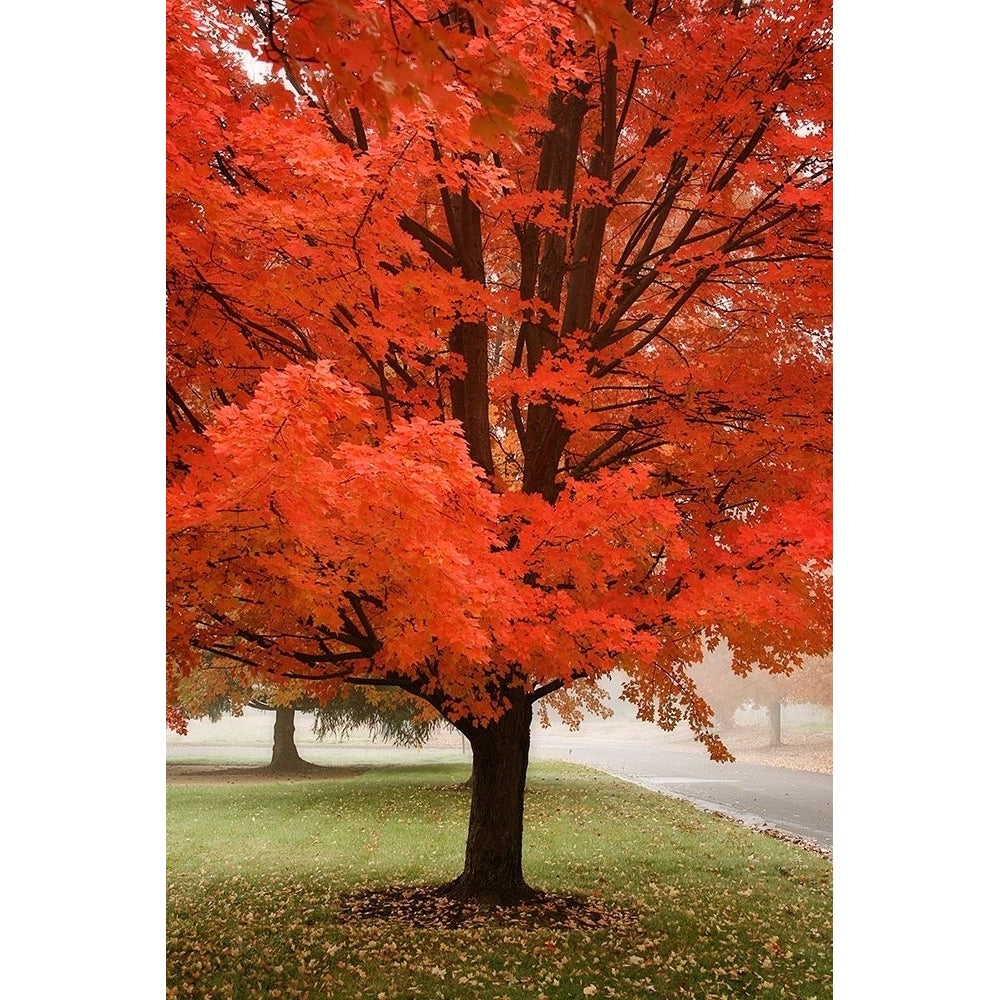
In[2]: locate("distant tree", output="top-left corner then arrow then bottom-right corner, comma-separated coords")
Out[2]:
785,652 -> 833,709
172,667 -> 440,771
691,647 -> 831,745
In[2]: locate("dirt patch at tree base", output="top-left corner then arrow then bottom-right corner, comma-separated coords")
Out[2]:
339,884 -> 636,931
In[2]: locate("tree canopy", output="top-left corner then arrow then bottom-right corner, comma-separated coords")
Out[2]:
167,0 -> 832,900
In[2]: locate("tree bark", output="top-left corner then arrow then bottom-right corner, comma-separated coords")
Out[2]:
443,692 -> 535,903
767,699 -> 782,746
269,706 -> 307,771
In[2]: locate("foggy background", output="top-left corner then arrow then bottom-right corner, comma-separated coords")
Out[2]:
167,661 -> 832,771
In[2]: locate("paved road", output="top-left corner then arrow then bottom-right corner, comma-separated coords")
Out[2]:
530,733 -> 832,854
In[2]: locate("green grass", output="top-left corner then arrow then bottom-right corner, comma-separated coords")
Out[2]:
167,761 -> 831,999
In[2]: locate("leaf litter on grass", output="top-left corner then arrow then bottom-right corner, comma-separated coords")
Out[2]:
168,763 -> 831,999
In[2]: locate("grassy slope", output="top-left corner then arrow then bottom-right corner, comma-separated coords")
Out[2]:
167,761 -> 831,999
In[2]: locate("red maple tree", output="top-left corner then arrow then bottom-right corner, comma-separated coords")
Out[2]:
167,0 -> 832,902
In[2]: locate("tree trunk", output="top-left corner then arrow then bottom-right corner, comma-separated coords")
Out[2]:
443,693 -> 535,904
269,706 -> 307,771
767,700 -> 782,746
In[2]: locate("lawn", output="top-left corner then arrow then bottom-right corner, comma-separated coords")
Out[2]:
167,761 -> 832,999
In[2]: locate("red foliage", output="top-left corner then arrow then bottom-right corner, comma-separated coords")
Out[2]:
167,0 -> 832,764
166,705 -> 189,736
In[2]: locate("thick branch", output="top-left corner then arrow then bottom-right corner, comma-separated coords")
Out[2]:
166,380 -> 205,434
398,214 -> 460,271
